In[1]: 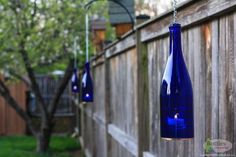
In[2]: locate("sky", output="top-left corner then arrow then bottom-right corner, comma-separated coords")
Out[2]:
136,0 -> 187,17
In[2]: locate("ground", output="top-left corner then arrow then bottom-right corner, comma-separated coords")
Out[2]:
0,135 -> 84,157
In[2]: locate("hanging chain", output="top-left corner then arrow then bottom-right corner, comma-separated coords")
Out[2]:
73,38 -> 77,67
172,0 -> 177,23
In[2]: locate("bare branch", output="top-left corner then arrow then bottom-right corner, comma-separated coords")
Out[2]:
0,79 -> 37,136
48,59 -> 74,118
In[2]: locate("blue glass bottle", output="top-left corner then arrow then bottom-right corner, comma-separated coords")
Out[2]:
160,23 -> 194,139
82,62 -> 93,102
71,68 -> 79,93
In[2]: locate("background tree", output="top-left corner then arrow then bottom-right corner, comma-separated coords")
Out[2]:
0,0 -> 110,153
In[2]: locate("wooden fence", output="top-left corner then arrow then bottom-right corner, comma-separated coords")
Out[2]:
29,75 -> 76,134
79,0 -> 236,156
0,75 -> 75,135
0,81 -> 27,135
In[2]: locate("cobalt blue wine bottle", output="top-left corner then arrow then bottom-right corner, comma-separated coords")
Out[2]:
82,62 -> 93,102
160,23 -> 194,139
71,68 -> 79,93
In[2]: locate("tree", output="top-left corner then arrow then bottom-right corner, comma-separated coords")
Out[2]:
0,0 -> 92,153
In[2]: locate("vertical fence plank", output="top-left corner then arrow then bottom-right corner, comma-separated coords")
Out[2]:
218,16 -> 235,155
219,16 -> 227,145
202,22 -> 213,142
193,26 -> 206,156
136,29 -> 149,157
105,55 -> 112,157
228,13 -> 235,156
219,13 -> 235,155
150,40 -> 159,156
0,82 -> 27,135
147,41 -> 158,156
0,89 -> 6,135
186,28 -> 195,157
233,11 -> 236,156
211,19 -> 219,141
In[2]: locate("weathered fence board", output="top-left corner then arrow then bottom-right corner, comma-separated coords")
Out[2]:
0,82 -> 26,135
94,64 -> 106,123
79,0 -> 236,156
136,29 -> 150,157
140,0 -> 236,42
218,13 -> 236,156
94,59 -> 108,157
234,12 -> 236,156
94,121 -> 107,157
211,19 -> 219,140
193,25 -> 206,156
108,124 -> 137,156
83,110 -> 95,157
111,137 -> 135,157
108,48 -> 137,139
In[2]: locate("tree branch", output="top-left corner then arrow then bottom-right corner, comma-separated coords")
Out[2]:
8,69 -> 31,88
30,0 -> 37,28
19,41 -> 49,122
48,59 -> 74,119
10,0 -> 49,127
0,79 -> 37,136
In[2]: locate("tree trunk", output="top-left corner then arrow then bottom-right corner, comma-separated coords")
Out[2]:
36,129 -> 51,153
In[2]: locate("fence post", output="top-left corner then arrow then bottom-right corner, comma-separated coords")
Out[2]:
104,51 -> 112,157
136,28 -> 150,157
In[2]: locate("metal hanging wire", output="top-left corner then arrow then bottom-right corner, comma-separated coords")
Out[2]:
172,0 -> 177,23
73,38 -> 78,67
85,13 -> 89,62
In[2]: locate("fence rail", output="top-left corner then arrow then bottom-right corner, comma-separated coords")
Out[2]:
79,0 -> 236,156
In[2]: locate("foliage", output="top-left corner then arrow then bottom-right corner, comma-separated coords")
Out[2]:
87,0 -> 115,41
0,0 -> 114,152
0,0 -> 112,75
0,136 -> 82,157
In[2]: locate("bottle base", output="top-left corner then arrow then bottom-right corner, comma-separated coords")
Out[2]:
161,137 -> 194,141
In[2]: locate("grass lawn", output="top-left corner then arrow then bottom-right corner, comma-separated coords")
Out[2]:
0,135 -> 84,157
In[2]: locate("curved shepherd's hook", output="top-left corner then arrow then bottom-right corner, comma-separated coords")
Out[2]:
84,0 -> 135,31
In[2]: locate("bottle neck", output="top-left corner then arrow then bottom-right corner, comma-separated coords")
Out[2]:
170,28 -> 182,56
85,62 -> 90,72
